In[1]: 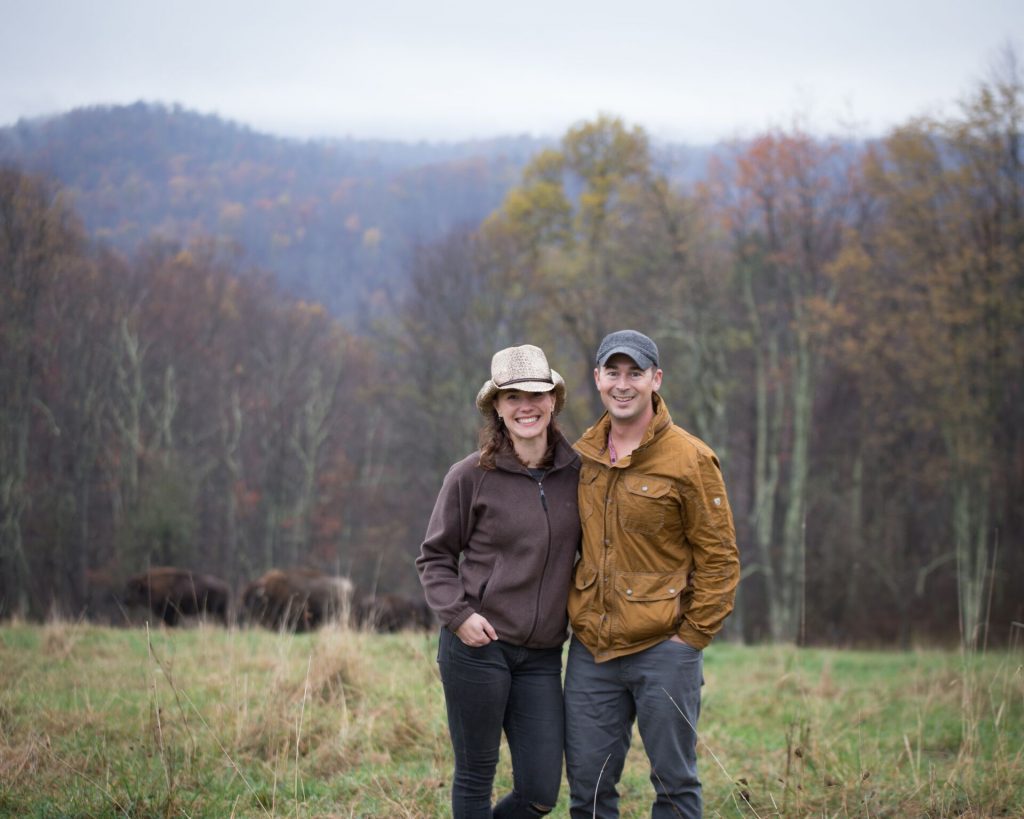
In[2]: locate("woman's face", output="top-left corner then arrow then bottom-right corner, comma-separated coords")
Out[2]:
493,389 -> 555,445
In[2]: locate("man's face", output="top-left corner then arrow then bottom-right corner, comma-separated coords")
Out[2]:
594,353 -> 662,424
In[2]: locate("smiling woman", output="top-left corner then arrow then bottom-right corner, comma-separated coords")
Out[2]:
415,344 -> 581,818
474,345 -> 567,472
492,390 -> 555,460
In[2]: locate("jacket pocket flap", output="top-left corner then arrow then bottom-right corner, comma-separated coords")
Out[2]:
622,475 -> 672,499
615,572 -> 686,601
580,463 -> 602,485
574,564 -> 598,590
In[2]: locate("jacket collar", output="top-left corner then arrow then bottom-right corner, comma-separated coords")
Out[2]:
576,393 -> 673,464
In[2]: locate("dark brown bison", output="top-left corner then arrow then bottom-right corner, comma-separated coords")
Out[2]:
123,567 -> 230,627
242,568 -> 353,632
355,593 -> 435,633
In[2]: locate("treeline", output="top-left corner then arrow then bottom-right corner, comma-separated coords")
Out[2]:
385,59 -> 1024,647
3,59 -> 1022,645
0,173 -> 404,618
0,102 -> 549,321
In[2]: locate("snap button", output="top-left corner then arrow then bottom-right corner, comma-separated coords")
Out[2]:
642,485 -> 648,491
626,589 -> 633,595
669,588 -> 675,594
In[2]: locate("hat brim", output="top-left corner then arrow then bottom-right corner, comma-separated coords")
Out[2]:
476,370 -> 566,416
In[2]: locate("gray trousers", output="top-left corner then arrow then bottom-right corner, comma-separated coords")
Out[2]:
564,636 -> 704,819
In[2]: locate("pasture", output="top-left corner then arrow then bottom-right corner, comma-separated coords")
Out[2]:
0,620 -> 1020,817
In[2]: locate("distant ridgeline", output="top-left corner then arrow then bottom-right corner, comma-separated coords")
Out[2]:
0,102 -> 715,323
0,103 -> 544,322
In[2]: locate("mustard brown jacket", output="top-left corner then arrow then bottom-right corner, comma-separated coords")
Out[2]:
416,433 -> 581,649
568,394 -> 740,660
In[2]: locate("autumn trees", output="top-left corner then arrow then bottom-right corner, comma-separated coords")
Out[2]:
391,95 -> 1021,645
0,169 -> 91,614
0,175 -> 385,618
825,55 -> 1024,648
1,63 -> 1021,643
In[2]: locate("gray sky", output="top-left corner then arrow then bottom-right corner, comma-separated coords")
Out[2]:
2,0 -> 1021,143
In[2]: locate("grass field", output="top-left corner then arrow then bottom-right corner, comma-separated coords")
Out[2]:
0,620 -> 1020,817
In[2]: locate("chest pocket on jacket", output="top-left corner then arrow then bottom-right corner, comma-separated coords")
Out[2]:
620,475 -> 674,534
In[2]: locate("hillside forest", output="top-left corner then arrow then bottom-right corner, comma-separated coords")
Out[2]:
1,59 -> 1022,647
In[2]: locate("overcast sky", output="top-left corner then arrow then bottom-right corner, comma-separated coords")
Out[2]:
1,0 -> 1020,144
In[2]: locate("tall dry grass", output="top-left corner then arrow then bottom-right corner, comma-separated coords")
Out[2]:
0,616 -> 1021,817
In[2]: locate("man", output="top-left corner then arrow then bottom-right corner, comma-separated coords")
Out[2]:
565,329 -> 741,818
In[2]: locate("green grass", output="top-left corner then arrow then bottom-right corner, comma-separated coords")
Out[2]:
0,620 -> 1020,817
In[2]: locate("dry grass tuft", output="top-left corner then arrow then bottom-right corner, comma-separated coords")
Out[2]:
0,730 -> 48,783
231,624 -> 372,765
304,626 -> 369,706
40,618 -> 83,661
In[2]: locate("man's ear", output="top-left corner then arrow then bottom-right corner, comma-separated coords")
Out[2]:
652,368 -> 664,391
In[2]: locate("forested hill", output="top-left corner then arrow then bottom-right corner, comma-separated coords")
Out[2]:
0,102 -> 552,320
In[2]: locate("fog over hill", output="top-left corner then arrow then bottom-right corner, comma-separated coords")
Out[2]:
0,102 -> 715,322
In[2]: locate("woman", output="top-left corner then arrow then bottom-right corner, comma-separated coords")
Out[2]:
416,344 -> 581,818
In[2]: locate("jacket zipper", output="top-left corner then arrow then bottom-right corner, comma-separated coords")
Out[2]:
523,473 -> 552,644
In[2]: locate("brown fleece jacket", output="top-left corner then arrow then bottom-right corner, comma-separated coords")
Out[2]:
416,433 -> 581,649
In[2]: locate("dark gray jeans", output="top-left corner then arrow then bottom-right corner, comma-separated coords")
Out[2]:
437,628 -> 564,818
564,636 -> 704,818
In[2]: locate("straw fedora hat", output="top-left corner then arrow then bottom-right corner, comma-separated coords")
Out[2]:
475,344 -> 566,415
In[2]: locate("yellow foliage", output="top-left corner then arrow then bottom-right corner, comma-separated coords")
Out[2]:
362,227 -> 381,249
218,201 -> 245,226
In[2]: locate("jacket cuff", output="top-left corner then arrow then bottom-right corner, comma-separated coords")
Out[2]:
447,607 -> 473,633
677,622 -> 712,650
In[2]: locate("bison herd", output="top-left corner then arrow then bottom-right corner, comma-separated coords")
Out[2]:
121,566 -> 434,633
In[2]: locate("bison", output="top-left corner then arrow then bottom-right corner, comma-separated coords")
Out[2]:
355,592 -> 435,633
241,568 -> 353,632
123,567 -> 230,627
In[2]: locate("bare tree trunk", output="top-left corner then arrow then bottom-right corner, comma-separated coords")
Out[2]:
779,335 -> 813,643
0,415 -> 32,616
221,387 -> 243,582
110,318 -> 146,538
954,474 -> 991,650
287,364 -> 339,562
842,451 -> 864,637
742,257 -> 784,642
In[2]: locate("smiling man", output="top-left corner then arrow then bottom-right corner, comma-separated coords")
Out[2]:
565,329 -> 741,819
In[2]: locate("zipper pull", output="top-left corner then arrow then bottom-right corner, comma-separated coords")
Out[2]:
538,482 -> 548,511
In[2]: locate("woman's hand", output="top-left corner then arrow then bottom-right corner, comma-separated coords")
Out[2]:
455,612 -> 498,646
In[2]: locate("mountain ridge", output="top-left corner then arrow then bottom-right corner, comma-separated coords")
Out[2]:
0,102 -> 715,321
